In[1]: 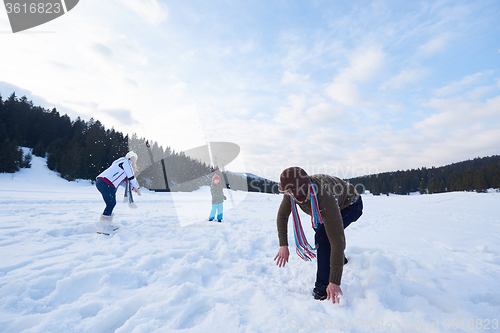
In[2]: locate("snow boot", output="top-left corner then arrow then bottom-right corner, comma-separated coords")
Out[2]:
312,282 -> 327,301
97,214 -> 118,235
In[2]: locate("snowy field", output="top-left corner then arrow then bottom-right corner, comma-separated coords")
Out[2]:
1,155 -> 500,333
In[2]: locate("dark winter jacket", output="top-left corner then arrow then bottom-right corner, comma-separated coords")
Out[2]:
276,174 -> 359,285
210,183 -> 225,204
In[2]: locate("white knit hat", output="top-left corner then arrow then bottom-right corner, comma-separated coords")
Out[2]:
126,151 -> 138,160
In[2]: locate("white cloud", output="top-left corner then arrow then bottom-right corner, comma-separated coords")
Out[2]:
273,94 -> 307,125
172,81 -> 187,93
102,107 -> 139,126
435,71 -> 493,97
415,95 -> 500,139
281,69 -> 310,85
273,94 -> 343,129
345,94 -> 500,177
342,90 -> 500,177
305,102 -> 343,123
92,43 -> 114,59
418,32 -> 453,57
118,0 -> 168,25
465,86 -> 495,100
340,47 -> 386,82
325,81 -> 363,106
381,68 -> 429,90
325,46 -> 385,106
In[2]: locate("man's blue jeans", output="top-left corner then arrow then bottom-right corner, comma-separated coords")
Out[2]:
314,196 -> 363,289
96,178 -> 118,216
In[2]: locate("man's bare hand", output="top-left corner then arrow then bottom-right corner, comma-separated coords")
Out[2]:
326,283 -> 343,304
274,246 -> 289,267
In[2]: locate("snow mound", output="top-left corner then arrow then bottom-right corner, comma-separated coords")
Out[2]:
0,149 -> 92,192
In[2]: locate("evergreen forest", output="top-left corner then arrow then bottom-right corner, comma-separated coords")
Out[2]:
0,92 -> 214,190
348,155 -> 500,195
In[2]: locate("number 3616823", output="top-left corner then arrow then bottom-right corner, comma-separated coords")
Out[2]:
6,3 -> 62,14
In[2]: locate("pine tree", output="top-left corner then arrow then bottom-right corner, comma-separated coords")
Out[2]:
0,140 -> 23,173
371,181 -> 380,195
20,151 -> 32,168
427,179 -> 437,194
474,170 -> 488,193
33,141 -> 46,157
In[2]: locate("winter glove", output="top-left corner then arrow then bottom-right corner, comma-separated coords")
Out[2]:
134,188 -> 142,196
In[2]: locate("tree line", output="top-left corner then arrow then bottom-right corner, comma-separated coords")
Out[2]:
0,92 -> 212,189
348,155 -> 500,195
0,92 -> 279,193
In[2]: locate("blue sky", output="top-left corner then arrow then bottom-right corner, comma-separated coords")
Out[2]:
1,0 -> 499,180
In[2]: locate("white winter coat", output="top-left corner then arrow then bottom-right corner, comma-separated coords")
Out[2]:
97,157 -> 140,190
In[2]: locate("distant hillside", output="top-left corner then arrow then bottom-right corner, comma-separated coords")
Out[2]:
348,155 -> 500,195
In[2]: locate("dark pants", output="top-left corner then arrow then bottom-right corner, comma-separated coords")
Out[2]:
314,196 -> 363,289
96,178 -> 118,216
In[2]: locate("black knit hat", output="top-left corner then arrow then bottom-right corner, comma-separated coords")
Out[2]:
278,167 -> 310,203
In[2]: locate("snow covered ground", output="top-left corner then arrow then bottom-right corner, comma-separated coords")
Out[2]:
1,154 -> 499,333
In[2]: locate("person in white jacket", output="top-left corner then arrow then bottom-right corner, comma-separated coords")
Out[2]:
96,151 -> 141,231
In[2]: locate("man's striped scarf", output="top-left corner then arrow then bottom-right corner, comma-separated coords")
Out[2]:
290,182 -> 323,261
